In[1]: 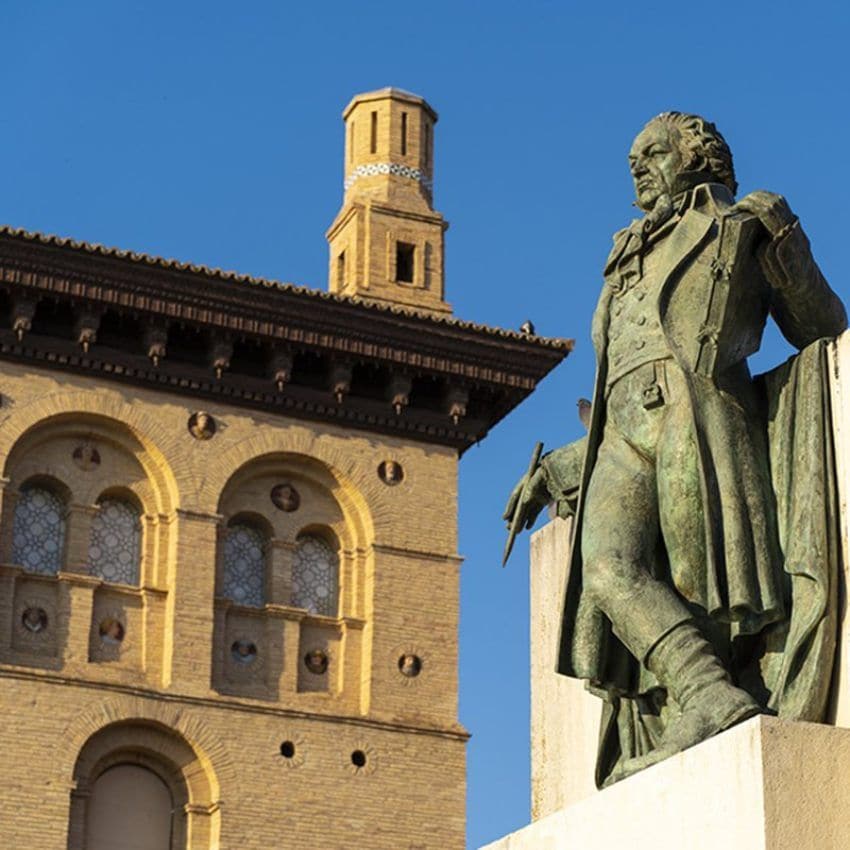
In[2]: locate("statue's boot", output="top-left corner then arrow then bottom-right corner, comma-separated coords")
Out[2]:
605,622 -> 761,786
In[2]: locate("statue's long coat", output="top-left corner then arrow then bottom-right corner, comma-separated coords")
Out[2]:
551,184 -> 846,775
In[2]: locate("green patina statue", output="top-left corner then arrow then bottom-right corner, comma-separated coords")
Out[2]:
504,112 -> 848,786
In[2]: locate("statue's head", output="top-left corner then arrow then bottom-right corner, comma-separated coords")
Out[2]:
629,112 -> 737,212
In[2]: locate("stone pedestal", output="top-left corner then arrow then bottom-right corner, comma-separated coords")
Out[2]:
529,517 -> 599,818
483,716 -> 850,850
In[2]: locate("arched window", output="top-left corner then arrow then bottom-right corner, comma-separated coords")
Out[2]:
222,522 -> 267,607
89,498 -> 142,585
292,535 -> 339,616
12,484 -> 67,575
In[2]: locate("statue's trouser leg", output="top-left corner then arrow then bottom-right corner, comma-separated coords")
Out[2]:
581,427 -> 692,661
582,361 -> 712,662
583,397 -> 758,779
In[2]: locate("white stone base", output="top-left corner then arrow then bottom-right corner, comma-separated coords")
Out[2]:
481,716 -> 850,850
529,517 -> 600,818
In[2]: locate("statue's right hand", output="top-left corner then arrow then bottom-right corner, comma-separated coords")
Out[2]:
502,466 -> 550,529
502,477 -> 525,523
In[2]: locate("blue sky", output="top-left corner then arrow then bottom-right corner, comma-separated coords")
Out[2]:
3,2 -> 850,846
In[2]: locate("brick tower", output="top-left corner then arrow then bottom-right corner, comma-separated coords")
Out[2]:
326,87 -> 450,315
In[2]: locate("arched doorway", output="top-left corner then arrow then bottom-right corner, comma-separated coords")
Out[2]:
86,764 -> 173,849
67,720 -> 220,850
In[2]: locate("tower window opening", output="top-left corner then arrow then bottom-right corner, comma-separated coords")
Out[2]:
401,112 -> 408,156
396,242 -> 415,284
13,484 -> 67,575
89,498 -> 142,585
370,111 -> 377,154
222,522 -> 267,607
424,120 -> 432,168
348,121 -> 354,164
337,251 -> 346,287
291,534 -> 339,617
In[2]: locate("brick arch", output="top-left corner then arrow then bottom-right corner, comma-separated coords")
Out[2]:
0,391 -> 195,510
65,701 -> 229,850
62,696 -> 235,797
72,723 -> 204,798
201,431 -> 376,546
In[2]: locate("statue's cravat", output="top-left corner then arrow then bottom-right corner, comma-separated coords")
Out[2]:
610,192 -> 690,293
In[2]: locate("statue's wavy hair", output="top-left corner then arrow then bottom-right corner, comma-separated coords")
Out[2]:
649,112 -> 737,197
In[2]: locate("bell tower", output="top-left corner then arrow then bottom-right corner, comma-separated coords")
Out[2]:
326,87 -> 451,315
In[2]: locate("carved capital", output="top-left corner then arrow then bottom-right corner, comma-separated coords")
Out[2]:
388,374 -> 412,415
210,339 -> 233,380
331,362 -> 353,404
74,309 -> 101,353
270,350 -> 294,391
143,322 -> 168,367
11,296 -> 36,341
445,386 -> 469,425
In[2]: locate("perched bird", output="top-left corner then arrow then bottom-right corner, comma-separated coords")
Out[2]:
577,398 -> 592,430
520,319 -> 536,336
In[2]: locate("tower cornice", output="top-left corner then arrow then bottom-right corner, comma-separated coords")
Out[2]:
342,88 -> 438,122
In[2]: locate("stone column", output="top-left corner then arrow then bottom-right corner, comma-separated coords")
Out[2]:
269,539 -> 294,605
265,605 -> 301,696
185,802 -> 220,850
162,509 -> 220,694
58,572 -> 100,668
0,566 -> 18,659
65,502 -> 98,574
65,785 -> 90,850
0,477 -> 16,562
341,615 -> 366,712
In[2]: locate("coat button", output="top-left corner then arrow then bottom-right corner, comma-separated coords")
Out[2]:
637,316 -> 647,325
636,291 -> 645,301
636,339 -> 645,350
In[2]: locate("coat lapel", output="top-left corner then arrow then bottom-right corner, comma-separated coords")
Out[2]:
655,208 -> 715,318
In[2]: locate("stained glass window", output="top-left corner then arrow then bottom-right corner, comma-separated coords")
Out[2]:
222,524 -> 266,607
12,485 -> 67,575
89,499 -> 142,585
291,535 -> 338,616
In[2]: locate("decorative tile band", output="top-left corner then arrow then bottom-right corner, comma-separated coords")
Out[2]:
344,162 -> 432,193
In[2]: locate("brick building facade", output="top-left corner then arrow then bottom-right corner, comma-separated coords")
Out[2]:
0,89 -> 570,849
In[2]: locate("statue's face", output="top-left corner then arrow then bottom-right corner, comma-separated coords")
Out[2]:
628,121 -> 684,212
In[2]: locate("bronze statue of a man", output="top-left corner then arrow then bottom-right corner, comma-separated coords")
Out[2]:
506,112 -> 847,785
